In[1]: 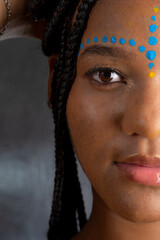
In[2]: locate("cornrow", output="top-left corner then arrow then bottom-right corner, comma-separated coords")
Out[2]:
38,0 -> 97,239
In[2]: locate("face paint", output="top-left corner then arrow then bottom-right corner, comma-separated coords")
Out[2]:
138,46 -> 146,52
78,6 -> 158,78
149,24 -> 158,32
102,36 -> 108,43
151,15 -> 156,21
128,21 -> 133,26
129,39 -> 136,46
149,129 -> 160,138
120,38 -> 125,44
149,71 -> 155,78
146,50 -> 157,60
87,38 -> 90,44
153,6 -> 159,13
111,36 -> 117,43
148,36 -> 158,45
147,6 -> 158,77
149,63 -> 155,69
93,36 -> 98,42
80,43 -> 83,50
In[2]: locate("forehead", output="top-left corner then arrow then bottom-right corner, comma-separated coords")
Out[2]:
81,0 -> 157,42
77,0 -> 159,79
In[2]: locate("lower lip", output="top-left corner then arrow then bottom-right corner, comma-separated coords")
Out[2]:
115,163 -> 160,186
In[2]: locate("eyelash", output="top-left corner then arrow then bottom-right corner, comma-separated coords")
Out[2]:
85,67 -> 126,86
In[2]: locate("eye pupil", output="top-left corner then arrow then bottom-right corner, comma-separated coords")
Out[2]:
99,70 -> 112,82
104,71 -> 111,78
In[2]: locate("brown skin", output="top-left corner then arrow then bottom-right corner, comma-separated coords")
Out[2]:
48,0 -> 160,239
0,0 -> 48,40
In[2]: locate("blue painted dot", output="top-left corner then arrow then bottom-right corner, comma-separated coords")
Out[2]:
149,24 -> 158,33
151,16 -> 156,21
149,36 -> 158,45
102,36 -> 108,43
129,39 -> 136,46
149,63 -> 155,69
146,50 -> 157,61
138,46 -> 146,52
86,38 -> 90,44
80,43 -> 83,50
93,37 -> 98,42
111,36 -> 117,43
120,38 -> 125,44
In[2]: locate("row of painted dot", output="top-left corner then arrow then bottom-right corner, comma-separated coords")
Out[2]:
150,15 -> 157,32
149,12 -> 157,67
148,6 -> 159,78
80,38 -> 156,60
80,35 -> 158,50
81,37 -> 136,46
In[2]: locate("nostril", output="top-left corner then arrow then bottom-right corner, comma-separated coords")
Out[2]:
132,133 -> 138,136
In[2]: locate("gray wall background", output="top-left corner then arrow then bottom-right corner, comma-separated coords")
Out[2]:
0,38 -> 92,240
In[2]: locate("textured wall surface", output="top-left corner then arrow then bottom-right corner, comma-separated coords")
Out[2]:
0,37 -> 92,240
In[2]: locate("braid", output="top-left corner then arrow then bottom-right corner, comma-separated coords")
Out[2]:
31,0 -> 59,21
49,20 -> 69,121
40,0 -> 97,239
56,0 -> 97,119
42,0 -> 80,56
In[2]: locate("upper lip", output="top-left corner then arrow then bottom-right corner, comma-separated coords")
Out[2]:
115,155 -> 160,168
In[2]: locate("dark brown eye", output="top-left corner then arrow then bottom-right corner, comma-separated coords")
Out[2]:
99,71 -> 112,83
93,69 -> 124,84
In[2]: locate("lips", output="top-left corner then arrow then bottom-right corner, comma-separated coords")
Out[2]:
114,155 -> 160,186
115,155 -> 160,168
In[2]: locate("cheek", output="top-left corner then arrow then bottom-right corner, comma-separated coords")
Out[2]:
66,77 -> 123,185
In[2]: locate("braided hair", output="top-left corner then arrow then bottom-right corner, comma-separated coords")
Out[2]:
32,0 -> 97,239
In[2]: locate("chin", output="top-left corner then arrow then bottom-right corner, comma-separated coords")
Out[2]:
113,198 -> 160,224
101,183 -> 160,225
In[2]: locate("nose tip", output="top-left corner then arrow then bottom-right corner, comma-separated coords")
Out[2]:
122,102 -> 160,139
123,115 -> 160,139
123,125 -> 160,139
121,80 -> 160,139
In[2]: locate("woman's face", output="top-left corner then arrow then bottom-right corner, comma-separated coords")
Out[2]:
66,0 -> 160,223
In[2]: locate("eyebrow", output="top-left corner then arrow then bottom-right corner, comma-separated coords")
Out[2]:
79,44 -> 135,60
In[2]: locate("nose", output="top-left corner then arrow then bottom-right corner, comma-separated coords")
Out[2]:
122,81 -> 160,139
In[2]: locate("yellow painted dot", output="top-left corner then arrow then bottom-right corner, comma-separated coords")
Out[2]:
153,6 -> 159,13
149,129 -> 160,138
149,71 -> 155,78
128,21 -> 133,26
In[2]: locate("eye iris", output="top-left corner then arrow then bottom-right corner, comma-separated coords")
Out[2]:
99,71 -> 111,83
